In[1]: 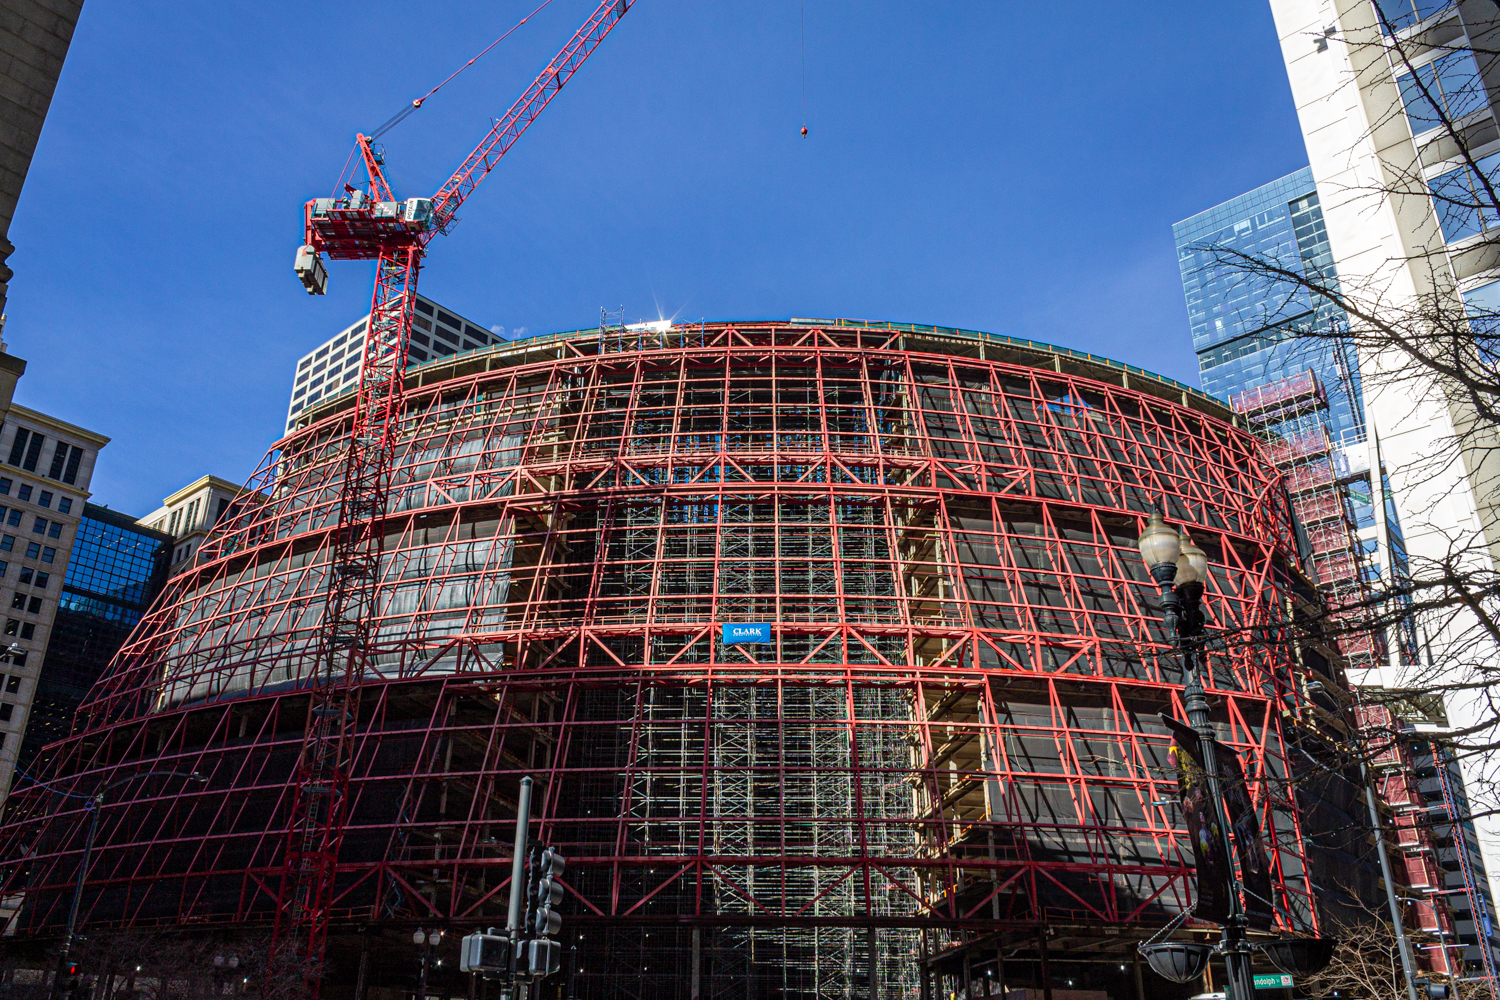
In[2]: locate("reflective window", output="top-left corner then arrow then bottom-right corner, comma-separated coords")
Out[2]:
1398,50 -> 1487,135
1429,151 -> 1500,242
1376,0 -> 1456,32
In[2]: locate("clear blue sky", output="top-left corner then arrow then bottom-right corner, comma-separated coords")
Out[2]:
7,2 -> 1309,517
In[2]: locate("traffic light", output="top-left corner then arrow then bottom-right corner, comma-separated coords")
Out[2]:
526,938 -> 561,978
533,848 -> 565,939
458,930 -> 511,975
57,960 -> 81,1000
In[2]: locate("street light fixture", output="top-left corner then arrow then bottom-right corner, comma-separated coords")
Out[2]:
50,769 -> 207,1000
1136,514 -> 1337,999
414,927 -> 442,999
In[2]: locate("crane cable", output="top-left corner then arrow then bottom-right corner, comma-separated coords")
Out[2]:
370,0 -> 560,140
800,0 -> 808,137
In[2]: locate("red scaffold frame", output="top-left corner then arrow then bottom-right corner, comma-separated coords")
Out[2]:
0,322 -> 1338,998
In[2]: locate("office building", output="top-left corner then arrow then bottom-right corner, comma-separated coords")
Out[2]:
0,404 -> 104,800
16,504 -> 169,778
139,474 -> 250,575
1178,167 -> 1500,974
1248,0 -> 1500,973
284,295 -> 497,435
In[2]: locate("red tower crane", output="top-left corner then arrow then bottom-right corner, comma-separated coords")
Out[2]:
276,1 -> 635,990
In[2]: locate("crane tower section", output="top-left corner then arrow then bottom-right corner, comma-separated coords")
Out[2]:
275,1 -> 635,990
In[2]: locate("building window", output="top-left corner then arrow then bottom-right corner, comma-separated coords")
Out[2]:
1399,50 -> 1487,137
433,325 -> 459,345
1375,0 -> 1457,34
25,543 -> 38,559
34,572 -> 48,589
1429,151 -> 1500,242
36,491 -> 50,508
62,446 -> 82,485
16,485 -> 30,503
0,562 -> 9,578
4,676 -> 18,694
27,596 -> 40,615
42,547 -> 55,563
57,498 -> 70,515
315,346 -> 329,360
46,442 -> 67,480
462,341 -> 480,352
214,496 -> 230,524
21,623 -> 35,639
0,479 -> 11,496
6,429 -> 27,467
0,536 -> 13,552
169,509 -> 181,535
47,522 -> 60,539
1,704 -> 13,722
5,620 -> 17,636
22,433 -> 44,472
18,568 -> 31,585
187,499 -> 200,528
11,593 -> 25,610
415,299 -> 434,316
30,517 -> 44,534
410,348 -> 429,362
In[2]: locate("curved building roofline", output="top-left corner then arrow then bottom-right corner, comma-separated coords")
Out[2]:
292,317 -> 1237,436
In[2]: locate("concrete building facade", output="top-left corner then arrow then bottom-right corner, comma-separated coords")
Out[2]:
139,474 -> 247,576
0,1 -> 84,316
0,402 -> 103,798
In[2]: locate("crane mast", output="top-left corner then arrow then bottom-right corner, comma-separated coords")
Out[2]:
277,2 -> 634,992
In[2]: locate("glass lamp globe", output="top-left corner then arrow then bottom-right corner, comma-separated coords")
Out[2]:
1137,512 -> 1181,570
1179,535 -> 1208,585
413,929 -> 427,946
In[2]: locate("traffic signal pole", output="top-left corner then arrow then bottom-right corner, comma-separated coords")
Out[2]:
506,777 -> 533,1000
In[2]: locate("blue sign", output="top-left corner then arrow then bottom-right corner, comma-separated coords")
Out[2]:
722,623 -> 771,645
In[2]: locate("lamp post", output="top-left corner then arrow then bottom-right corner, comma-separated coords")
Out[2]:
49,770 -> 207,1000
414,928 -> 443,1000
1137,512 -> 1257,1000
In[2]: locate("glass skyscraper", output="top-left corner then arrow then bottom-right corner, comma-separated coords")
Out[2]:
1174,168 -> 1406,584
1174,167 -> 1366,445
17,504 -> 170,777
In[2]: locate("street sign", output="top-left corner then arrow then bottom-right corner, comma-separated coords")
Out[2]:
722,623 -> 771,645
1254,973 -> 1294,989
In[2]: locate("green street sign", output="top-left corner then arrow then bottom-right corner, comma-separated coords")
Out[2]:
1254,973 -> 1295,989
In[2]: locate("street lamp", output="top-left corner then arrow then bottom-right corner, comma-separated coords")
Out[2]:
414,927 -> 442,999
49,769 -> 207,1000
1136,512 -> 1256,1000
1138,515 -> 1339,995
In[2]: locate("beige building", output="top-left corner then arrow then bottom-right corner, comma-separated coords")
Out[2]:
0,402 -> 105,797
139,474 -> 247,575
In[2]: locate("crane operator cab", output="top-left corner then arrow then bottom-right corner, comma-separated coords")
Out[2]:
295,195 -> 435,294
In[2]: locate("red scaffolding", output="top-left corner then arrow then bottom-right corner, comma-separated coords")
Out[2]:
0,322 -> 1330,998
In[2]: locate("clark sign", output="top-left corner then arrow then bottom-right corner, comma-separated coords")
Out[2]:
722,623 -> 771,645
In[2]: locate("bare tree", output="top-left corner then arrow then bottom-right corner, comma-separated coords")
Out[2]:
1182,0 -> 1500,799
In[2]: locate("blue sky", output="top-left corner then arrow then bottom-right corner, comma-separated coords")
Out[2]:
8,2 -> 1309,517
